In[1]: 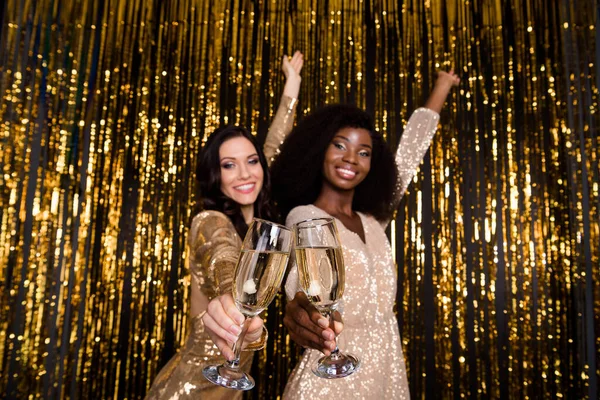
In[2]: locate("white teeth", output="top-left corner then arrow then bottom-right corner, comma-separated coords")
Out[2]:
235,184 -> 254,191
337,168 -> 356,178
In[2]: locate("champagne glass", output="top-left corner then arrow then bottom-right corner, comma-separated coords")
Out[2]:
203,218 -> 292,390
293,217 -> 360,379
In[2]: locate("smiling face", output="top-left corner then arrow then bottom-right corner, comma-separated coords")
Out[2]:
219,136 -> 264,207
322,127 -> 373,192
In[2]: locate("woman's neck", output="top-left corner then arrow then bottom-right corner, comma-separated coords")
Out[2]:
241,204 -> 254,225
313,183 -> 355,218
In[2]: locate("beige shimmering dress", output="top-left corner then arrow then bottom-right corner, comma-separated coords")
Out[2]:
283,108 -> 440,400
145,95 -> 297,400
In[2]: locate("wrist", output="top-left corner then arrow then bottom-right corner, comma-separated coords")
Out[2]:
283,77 -> 301,98
243,326 -> 268,351
433,79 -> 453,92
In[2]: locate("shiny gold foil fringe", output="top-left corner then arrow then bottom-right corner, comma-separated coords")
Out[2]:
0,0 -> 598,399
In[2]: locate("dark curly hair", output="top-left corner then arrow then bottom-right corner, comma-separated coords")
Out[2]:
195,125 -> 276,237
271,104 -> 397,221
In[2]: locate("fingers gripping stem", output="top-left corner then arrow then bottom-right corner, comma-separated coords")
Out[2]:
225,316 -> 252,369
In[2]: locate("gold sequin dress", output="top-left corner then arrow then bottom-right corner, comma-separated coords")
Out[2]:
145,95 -> 297,400
282,108 -> 440,400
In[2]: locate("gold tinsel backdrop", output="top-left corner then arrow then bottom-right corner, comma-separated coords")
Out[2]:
0,0 -> 598,399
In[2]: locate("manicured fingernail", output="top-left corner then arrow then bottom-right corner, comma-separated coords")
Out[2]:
236,315 -> 245,325
322,331 -> 334,341
324,340 -> 334,349
317,318 -> 328,328
230,325 -> 242,335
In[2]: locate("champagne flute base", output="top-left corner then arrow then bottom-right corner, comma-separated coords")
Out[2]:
311,352 -> 360,379
202,364 -> 255,390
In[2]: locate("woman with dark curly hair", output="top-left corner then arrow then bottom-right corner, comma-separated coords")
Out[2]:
271,103 -> 398,222
145,51 -> 303,400
272,71 -> 460,399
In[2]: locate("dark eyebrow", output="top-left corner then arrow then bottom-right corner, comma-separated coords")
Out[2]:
220,153 -> 259,162
333,135 -> 372,149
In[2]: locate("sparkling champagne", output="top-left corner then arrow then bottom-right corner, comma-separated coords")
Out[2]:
233,249 -> 289,316
296,246 -> 345,312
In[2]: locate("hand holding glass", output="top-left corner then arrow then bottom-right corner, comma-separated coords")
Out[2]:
203,219 -> 292,390
293,217 -> 360,378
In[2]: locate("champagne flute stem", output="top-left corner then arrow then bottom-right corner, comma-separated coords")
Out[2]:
325,309 -> 341,359
225,316 -> 251,370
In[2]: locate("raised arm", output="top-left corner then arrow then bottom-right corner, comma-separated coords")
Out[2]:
424,70 -> 461,114
264,51 -> 304,165
384,70 -> 460,227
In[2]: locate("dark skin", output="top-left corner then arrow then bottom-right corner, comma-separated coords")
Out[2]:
285,128 -> 373,354
283,292 -> 341,355
284,71 -> 460,356
313,190 -> 366,243
314,127 -> 373,241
